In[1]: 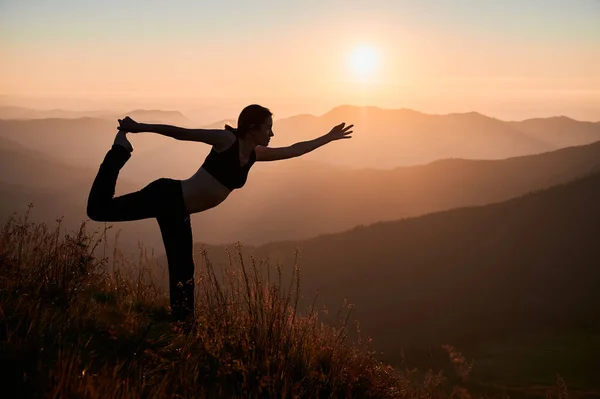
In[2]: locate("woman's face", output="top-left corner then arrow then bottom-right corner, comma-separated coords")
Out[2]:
250,116 -> 274,146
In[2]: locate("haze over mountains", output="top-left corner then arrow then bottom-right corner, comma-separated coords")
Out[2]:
0,106 -> 195,126
2,106 -> 600,175
2,106 -> 600,251
194,105 -> 600,168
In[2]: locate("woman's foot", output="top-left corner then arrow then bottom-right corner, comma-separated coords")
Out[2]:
113,130 -> 133,153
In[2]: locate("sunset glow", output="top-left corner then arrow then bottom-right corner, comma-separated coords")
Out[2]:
0,1 -> 598,121
349,45 -> 379,80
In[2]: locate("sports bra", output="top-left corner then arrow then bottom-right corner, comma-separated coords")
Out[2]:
201,138 -> 256,190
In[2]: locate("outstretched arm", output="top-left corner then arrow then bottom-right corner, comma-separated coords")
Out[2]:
118,116 -> 234,149
256,122 -> 353,162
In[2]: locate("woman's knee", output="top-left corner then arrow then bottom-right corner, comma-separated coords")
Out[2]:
86,198 -> 111,222
86,204 -> 106,222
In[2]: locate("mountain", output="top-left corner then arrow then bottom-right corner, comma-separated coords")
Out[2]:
0,106 -> 92,120
196,106 -> 600,169
195,171 -> 600,352
200,118 -> 237,130
0,136 -> 91,194
0,117 -> 120,166
508,116 -> 600,148
262,106 -> 557,168
105,109 -> 196,127
0,106 -> 196,127
0,116 -> 209,180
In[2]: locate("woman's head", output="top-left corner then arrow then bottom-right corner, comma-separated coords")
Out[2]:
225,104 -> 274,146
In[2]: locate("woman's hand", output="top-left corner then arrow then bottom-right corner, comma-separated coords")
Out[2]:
326,122 -> 354,141
117,116 -> 143,133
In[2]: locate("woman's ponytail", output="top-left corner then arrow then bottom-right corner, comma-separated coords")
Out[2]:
226,105 -> 272,139
224,124 -> 239,136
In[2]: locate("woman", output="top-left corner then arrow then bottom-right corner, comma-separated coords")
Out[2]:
87,104 -> 353,322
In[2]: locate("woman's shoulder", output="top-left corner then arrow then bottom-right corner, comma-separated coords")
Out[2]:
212,132 -> 237,153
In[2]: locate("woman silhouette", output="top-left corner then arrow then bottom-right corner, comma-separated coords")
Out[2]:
87,104 -> 353,322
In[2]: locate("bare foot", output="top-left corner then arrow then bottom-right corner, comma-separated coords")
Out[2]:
113,130 -> 133,153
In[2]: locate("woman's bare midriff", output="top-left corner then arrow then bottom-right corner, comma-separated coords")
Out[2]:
180,167 -> 232,214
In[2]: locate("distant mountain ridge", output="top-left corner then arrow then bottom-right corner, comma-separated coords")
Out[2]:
0,106 -> 195,126
209,105 -> 600,168
112,109 -> 195,126
3,106 -> 600,172
507,115 -> 600,147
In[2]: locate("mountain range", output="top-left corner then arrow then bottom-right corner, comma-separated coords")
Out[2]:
2,106 -> 600,174
0,106 -> 194,126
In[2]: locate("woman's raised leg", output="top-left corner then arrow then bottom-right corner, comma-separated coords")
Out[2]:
87,132 -> 157,222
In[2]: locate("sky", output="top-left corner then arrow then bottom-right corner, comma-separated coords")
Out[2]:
1,0 -> 599,122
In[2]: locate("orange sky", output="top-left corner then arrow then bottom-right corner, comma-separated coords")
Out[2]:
1,1 -> 599,122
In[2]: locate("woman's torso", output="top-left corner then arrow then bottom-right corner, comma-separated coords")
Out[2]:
180,167 -> 232,214
180,138 -> 256,214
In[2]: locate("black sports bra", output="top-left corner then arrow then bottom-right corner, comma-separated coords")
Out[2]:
201,138 -> 256,190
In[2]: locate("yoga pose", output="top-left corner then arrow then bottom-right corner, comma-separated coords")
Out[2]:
87,104 -> 353,322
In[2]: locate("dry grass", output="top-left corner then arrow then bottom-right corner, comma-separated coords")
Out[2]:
0,207 -> 569,398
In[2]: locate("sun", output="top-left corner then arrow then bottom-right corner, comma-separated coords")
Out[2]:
349,45 -> 379,79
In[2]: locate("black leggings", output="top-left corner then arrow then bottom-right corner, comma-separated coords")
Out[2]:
87,144 -> 194,322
